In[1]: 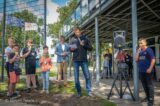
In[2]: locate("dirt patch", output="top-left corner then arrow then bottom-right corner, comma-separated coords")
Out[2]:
0,82 -> 115,106
0,90 -> 103,106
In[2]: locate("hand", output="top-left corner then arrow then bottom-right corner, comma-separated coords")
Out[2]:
28,46 -> 32,51
71,48 -> 76,51
15,52 -> 19,55
137,48 -> 141,53
146,68 -> 152,74
80,40 -> 84,46
61,52 -> 66,56
63,52 -> 67,56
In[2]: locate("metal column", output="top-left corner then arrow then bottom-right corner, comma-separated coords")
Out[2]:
1,0 -> 6,82
131,0 -> 139,101
95,17 -> 100,86
44,0 -> 47,45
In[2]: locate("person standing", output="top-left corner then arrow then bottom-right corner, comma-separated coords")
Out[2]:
8,45 -> 21,98
101,53 -> 110,79
40,46 -> 52,94
5,37 -> 15,96
125,51 -> 133,78
104,49 -> 112,78
136,38 -> 155,106
70,27 -> 93,97
92,54 -> 96,79
55,36 -> 70,86
22,39 -> 37,93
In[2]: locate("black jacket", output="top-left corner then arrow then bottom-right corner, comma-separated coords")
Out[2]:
70,35 -> 92,61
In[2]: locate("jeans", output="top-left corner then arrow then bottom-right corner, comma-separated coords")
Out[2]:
101,67 -> 109,78
140,72 -> 154,105
109,64 -> 112,76
41,71 -> 49,90
73,61 -> 91,95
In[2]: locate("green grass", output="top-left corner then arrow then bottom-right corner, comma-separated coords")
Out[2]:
0,80 -> 25,92
49,81 -> 87,96
49,81 -> 116,106
0,80 -> 116,106
99,98 -> 116,106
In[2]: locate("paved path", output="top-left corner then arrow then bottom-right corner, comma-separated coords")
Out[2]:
79,77 -> 160,106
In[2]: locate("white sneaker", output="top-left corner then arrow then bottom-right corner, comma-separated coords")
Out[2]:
40,90 -> 45,94
46,90 -> 49,94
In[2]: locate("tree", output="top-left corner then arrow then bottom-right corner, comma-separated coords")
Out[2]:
3,10 -> 41,48
48,0 -> 77,37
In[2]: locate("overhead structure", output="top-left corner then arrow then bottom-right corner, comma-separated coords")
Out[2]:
62,0 -> 160,101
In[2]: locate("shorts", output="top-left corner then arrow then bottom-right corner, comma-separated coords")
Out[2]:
9,71 -> 19,84
25,63 -> 36,75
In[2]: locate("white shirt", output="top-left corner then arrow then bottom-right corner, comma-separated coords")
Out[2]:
61,44 -> 65,51
5,46 -> 12,62
104,57 -> 109,67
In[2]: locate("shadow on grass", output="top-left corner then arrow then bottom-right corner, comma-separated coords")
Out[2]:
0,79 -> 116,106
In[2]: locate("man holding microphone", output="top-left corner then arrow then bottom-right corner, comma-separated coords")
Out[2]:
136,38 -> 155,106
70,27 -> 93,97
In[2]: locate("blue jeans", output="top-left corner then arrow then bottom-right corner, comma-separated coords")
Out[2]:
73,61 -> 91,95
41,71 -> 49,90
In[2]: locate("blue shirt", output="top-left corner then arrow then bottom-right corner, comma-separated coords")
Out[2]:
55,43 -> 70,63
138,47 -> 155,73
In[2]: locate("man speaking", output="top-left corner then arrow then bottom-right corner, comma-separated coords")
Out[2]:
70,27 -> 93,97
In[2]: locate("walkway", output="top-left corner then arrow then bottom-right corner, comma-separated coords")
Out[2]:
80,77 -> 160,106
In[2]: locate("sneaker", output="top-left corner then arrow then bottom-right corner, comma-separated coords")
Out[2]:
40,90 -> 45,94
148,102 -> 154,106
64,83 -> 68,87
7,92 -> 10,97
141,97 -> 147,103
45,90 -> 49,94
76,93 -> 82,98
26,88 -> 31,93
88,92 -> 94,97
12,92 -> 18,97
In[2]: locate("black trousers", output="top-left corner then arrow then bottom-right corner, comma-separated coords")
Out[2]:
140,72 -> 154,105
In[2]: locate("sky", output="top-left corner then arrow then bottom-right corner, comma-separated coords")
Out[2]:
0,0 -> 69,24
0,0 -> 69,61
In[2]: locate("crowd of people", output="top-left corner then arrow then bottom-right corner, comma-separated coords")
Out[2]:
5,37 -> 53,97
4,27 -> 155,106
101,49 -> 133,79
4,27 -> 93,99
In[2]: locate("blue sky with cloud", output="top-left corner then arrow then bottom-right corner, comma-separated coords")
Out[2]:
0,0 -> 69,23
52,0 -> 69,6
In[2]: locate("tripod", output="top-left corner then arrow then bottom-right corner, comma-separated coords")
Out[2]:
107,62 -> 135,101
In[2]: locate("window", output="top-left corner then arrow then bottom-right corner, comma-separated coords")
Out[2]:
89,0 -> 99,11
81,0 -> 89,17
75,5 -> 81,23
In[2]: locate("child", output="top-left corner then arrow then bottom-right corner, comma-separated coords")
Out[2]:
39,46 -> 52,94
22,39 -> 37,93
8,45 -> 21,98
5,37 -> 15,96
101,55 -> 110,79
